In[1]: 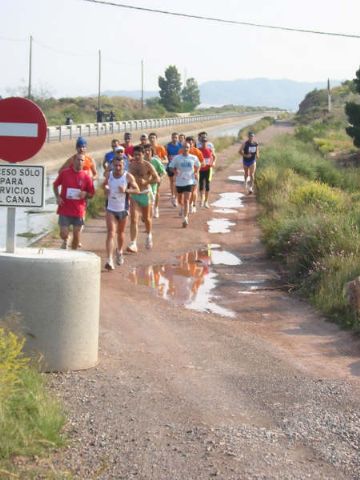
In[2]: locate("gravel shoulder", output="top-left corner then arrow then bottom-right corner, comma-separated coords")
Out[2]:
45,123 -> 360,480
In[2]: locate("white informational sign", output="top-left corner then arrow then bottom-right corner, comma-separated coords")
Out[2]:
0,165 -> 45,208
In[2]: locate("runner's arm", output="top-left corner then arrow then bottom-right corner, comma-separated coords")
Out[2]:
256,145 -> 260,160
90,157 -> 98,180
147,163 -> 161,185
126,173 -> 141,194
102,176 -> 110,195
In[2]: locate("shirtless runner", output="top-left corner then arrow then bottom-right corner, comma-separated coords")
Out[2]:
127,145 -> 160,252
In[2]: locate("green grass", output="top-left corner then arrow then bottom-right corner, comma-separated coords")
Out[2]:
0,320 -> 66,476
256,134 -> 360,328
86,187 -> 106,219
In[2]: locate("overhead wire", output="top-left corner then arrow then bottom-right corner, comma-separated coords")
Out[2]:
79,0 -> 360,40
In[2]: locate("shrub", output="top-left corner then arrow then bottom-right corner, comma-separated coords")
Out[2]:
0,324 -> 65,460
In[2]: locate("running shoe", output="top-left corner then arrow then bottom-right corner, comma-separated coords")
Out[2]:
182,217 -> 189,228
190,204 -> 197,214
116,250 -> 124,266
127,241 -> 138,253
105,259 -> 115,271
60,239 -> 69,250
178,207 -> 183,217
145,234 -> 153,249
204,201 -> 210,209
154,206 -> 159,218
248,187 -> 253,194
171,196 -> 178,207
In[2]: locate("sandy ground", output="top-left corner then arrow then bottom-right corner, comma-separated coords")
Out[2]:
38,123 -> 360,479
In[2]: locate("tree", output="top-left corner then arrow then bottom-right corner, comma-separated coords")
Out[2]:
158,65 -> 182,112
181,78 -> 201,111
345,67 -> 360,147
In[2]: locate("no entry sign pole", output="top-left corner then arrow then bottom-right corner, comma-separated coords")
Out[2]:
0,97 -> 47,253
6,208 -> 16,253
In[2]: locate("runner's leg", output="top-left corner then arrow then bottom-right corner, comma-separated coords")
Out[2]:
129,200 -> 139,244
106,211 -> 116,261
72,226 -> 81,250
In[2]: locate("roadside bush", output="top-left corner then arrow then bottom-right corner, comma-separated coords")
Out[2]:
257,133 -> 360,327
0,324 -> 65,460
289,182 -> 346,213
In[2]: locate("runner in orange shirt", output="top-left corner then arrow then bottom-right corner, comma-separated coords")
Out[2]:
59,137 -> 97,180
148,132 -> 168,216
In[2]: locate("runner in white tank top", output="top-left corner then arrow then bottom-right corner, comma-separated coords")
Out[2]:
103,157 -> 139,270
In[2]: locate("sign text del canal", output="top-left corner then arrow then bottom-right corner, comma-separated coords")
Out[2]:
0,165 -> 45,208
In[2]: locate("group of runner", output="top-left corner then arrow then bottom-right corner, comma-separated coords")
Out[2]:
53,129 -> 259,270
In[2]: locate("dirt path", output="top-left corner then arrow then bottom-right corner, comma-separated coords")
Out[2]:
47,123 -> 360,480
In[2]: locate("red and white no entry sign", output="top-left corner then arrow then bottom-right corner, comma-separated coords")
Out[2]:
0,97 -> 47,163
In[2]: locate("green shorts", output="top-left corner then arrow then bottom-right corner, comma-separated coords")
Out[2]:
131,191 -> 153,207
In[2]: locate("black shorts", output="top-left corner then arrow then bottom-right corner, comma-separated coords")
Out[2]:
176,185 -> 193,194
58,215 -> 84,227
166,164 -> 175,177
199,169 -> 211,192
107,209 -> 128,221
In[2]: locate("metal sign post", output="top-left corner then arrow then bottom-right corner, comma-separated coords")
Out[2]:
6,207 -> 16,253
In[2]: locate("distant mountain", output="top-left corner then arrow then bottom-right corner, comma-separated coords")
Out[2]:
199,78 -> 342,111
101,78 -> 343,111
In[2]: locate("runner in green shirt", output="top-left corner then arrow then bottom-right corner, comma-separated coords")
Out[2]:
144,143 -> 166,218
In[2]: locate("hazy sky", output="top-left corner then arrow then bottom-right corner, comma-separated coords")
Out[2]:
1,0 -> 360,97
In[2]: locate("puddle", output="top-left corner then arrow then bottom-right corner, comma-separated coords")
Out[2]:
211,192 -> 245,209
129,247 -> 239,318
213,208 -> 237,214
208,243 -> 221,249
211,250 -> 242,266
208,218 -> 235,234
228,175 -> 245,182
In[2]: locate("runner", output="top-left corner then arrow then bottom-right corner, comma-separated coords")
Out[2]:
169,142 -> 200,228
199,136 -> 216,208
139,133 -> 148,146
143,143 -> 166,218
122,132 -> 135,158
103,156 -> 139,270
53,153 -> 95,250
127,145 -> 160,252
179,136 -> 204,214
59,137 -> 97,180
148,132 -> 168,215
179,133 -> 186,147
197,131 -> 215,153
103,138 -> 120,170
166,132 -> 182,208
239,131 -> 259,194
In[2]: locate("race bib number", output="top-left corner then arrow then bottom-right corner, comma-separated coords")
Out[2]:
66,188 -> 81,200
204,158 -> 212,166
248,146 -> 257,154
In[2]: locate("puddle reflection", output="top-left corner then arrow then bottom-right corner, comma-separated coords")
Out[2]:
129,247 -> 239,318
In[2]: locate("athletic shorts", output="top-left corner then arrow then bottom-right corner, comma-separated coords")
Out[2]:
107,209 -> 128,221
176,184 -> 193,194
166,164 -> 175,177
131,191 -> 153,207
199,169 -> 211,192
58,215 -> 84,227
243,160 -> 256,168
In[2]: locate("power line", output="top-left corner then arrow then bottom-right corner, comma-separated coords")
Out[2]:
79,0 -> 360,40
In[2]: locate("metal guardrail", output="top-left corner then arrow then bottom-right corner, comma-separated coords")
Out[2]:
46,112 -> 253,143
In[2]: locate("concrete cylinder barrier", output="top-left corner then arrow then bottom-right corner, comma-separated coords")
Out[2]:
0,248 -> 100,372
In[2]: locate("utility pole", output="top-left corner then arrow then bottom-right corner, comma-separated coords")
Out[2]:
97,49 -> 102,113
28,35 -> 33,99
141,59 -> 144,110
327,78 -> 332,113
